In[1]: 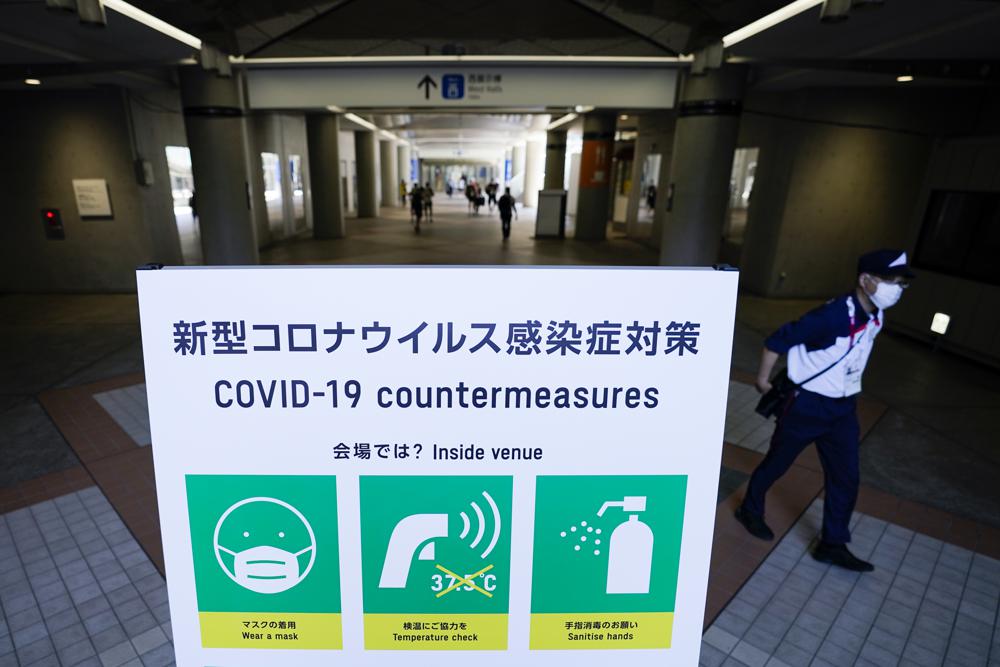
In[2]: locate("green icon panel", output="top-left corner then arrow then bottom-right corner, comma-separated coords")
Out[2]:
185,475 -> 342,649
359,475 -> 513,649
529,475 -> 687,650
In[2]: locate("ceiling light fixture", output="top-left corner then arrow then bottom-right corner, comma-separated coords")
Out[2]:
546,113 -> 578,131
242,55 -> 687,66
896,74 -> 914,82
344,112 -> 378,131
102,0 -> 202,49
342,112 -> 410,146
722,0 -> 824,47
24,78 -> 41,86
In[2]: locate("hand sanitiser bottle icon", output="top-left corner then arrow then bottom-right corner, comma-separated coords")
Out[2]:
597,496 -> 653,594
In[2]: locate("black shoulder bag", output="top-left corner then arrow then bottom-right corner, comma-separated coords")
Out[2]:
754,342 -> 857,419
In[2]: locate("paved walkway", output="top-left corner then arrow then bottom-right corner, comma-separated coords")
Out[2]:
0,488 -> 172,667
702,500 -> 1000,667
3,196 -> 1000,665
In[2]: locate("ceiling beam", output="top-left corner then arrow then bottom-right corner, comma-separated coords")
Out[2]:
243,0 -> 360,57
565,0 -> 681,56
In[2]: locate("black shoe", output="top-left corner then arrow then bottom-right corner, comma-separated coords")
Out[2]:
812,541 -> 874,572
735,506 -> 774,541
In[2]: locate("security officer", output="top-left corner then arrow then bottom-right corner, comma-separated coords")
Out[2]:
735,249 -> 913,572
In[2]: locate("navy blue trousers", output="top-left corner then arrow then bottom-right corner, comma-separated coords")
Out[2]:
743,389 -> 860,545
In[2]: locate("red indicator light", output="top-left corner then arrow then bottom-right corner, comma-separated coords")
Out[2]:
46,211 -> 55,219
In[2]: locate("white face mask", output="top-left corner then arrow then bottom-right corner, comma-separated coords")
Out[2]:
218,544 -> 313,594
869,281 -> 903,310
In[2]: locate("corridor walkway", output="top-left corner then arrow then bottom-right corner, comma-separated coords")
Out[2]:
1,204 -> 998,666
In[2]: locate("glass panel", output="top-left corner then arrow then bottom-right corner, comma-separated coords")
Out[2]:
289,154 -> 305,227
261,152 -> 284,238
916,190 -> 1000,284
723,147 -> 759,243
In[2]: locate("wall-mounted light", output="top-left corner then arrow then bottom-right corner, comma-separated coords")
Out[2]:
930,312 -> 950,335
619,114 -> 630,121
24,78 -> 42,86
896,74 -> 914,83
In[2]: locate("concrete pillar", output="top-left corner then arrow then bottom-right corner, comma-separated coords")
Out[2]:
355,130 -> 379,218
523,138 -> 545,207
574,113 -> 616,241
379,139 -> 398,207
236,73 -> 270,249
659,66 -> 746,266
397,143 -> 412,195
306,113 -> 345,239
544,129 -> 567,190
178,67 -> 259,264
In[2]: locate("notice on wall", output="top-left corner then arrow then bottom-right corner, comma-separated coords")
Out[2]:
72,179 -> 113,217
136,266 -> 738,666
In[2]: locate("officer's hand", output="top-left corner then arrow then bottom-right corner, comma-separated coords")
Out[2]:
755,379 -> 773,394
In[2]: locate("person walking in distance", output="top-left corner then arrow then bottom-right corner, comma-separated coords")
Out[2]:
465,180 -> 476,214
497,187 -> 517,240
423,181 -> 435,223
486,180 -> 499,212
409,182 -> 424,232
399,179 -> 407,206
734,249 -> 913,572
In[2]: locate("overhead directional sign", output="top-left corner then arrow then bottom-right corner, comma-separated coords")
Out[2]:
245,65 -> 678,109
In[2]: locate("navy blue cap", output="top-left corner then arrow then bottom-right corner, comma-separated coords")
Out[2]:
857,249 -> 915,279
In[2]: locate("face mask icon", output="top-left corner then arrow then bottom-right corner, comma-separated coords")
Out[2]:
214,497 -> 316,595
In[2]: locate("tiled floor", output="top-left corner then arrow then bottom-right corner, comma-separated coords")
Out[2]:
701,499 -> 1000,667
92,386 -> 150,449
39,376 -> 164,574
0,487 -> 173,667
725,381 -> 775,453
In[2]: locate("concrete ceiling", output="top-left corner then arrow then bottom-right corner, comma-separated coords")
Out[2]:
123,0 -> 791,58
2,0 -> 999,155
0,0 -> 190,89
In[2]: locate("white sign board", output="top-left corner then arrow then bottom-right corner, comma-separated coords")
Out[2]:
246,66 -> 678,110
72,178 -> 113,217
137,266 -> 737,666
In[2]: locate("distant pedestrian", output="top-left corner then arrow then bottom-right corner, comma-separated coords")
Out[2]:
497,187 -> 517,240
486,180 -> 499,211
423,182 -> 435,222
466,181 -> 477,214
410,182 -> 424,232
472,182 -> 485,215
735,249 -> 914,573
399,179 -> 407,206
